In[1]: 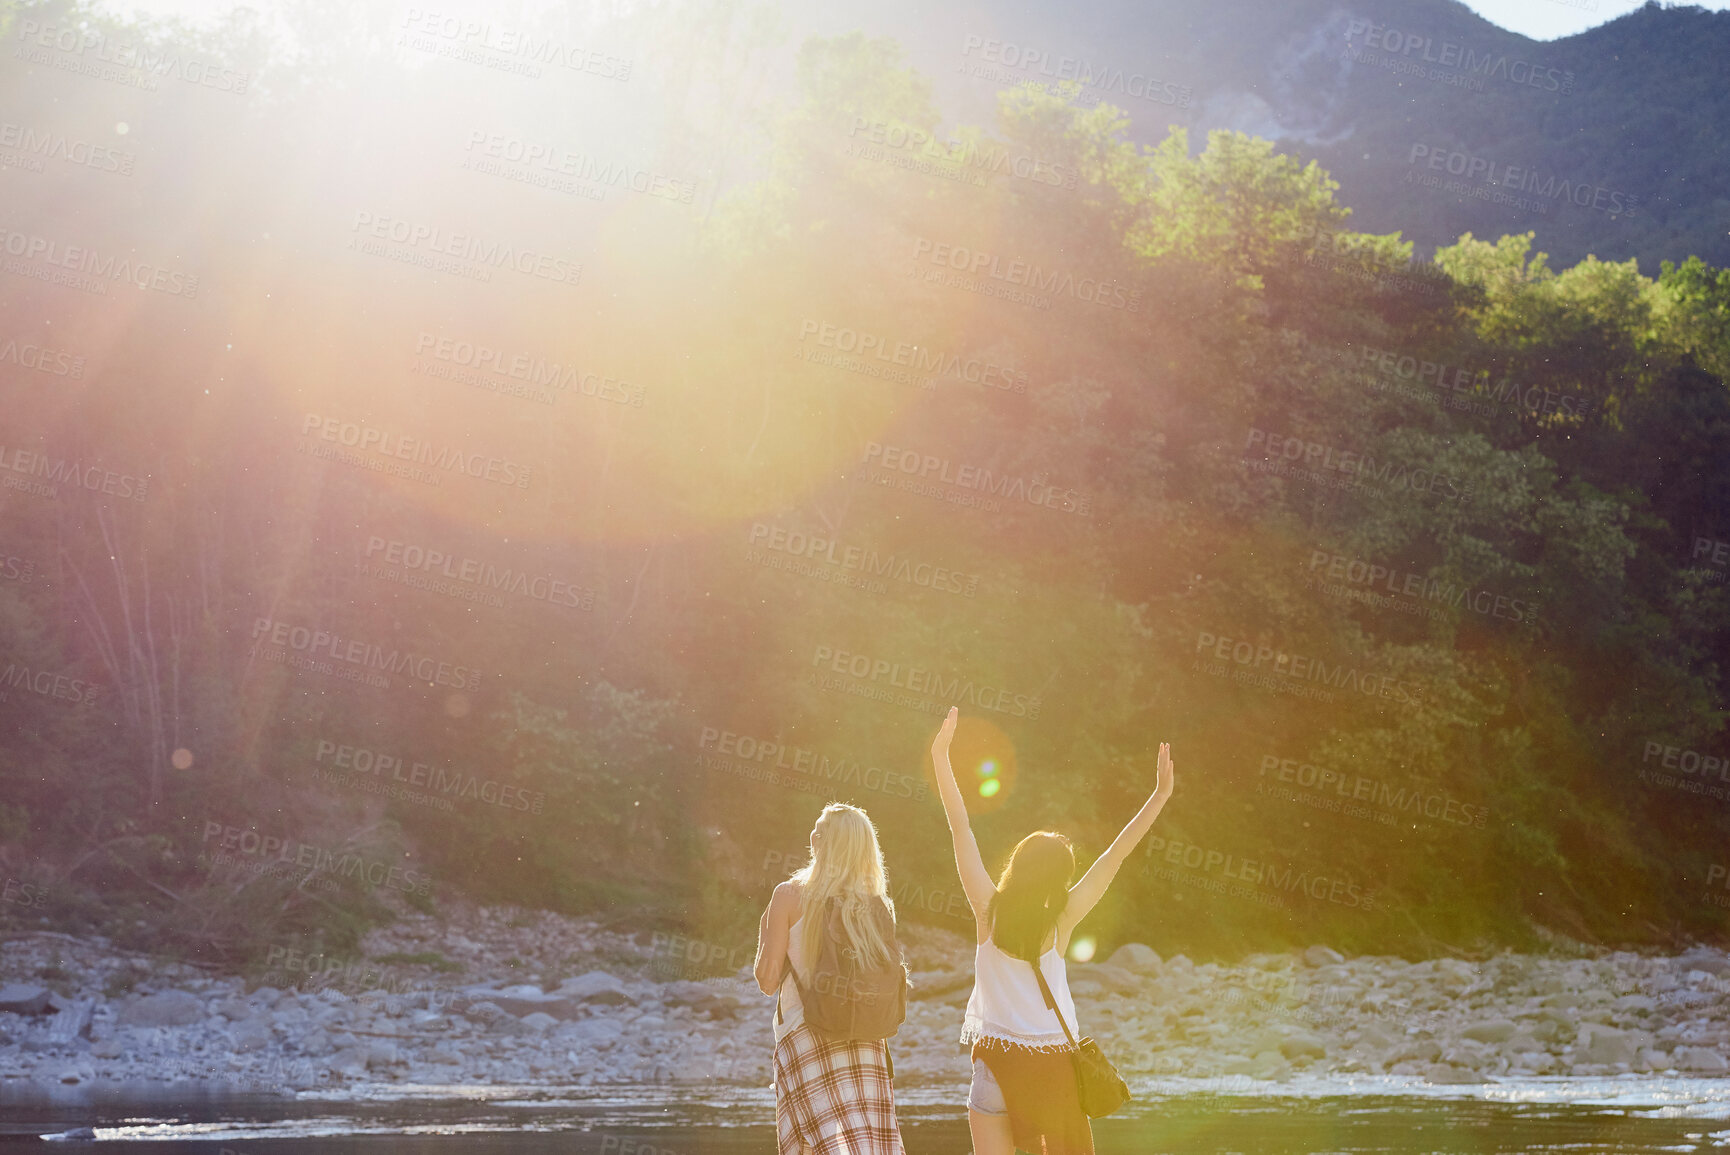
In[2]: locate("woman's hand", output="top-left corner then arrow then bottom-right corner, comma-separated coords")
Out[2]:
932,705 -> 958,760
1059,742 -> 1176,938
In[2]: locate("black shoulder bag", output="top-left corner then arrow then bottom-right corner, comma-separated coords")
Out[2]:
1025,956 -> 1130,1118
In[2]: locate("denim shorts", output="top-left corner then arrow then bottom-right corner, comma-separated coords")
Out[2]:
968,1057 -> 1007,1116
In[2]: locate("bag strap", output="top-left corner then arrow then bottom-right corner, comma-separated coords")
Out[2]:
776,947 -> 798,1026
1024,954 -> 1080,1050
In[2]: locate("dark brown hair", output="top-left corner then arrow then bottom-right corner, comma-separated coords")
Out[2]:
986,831 -> 1075,960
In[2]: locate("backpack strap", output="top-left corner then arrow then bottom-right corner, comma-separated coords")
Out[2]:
776,947 -> 801,1026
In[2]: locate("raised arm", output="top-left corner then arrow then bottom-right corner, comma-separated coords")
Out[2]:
1058,742 -> 1175,945
930,706 -> 997,922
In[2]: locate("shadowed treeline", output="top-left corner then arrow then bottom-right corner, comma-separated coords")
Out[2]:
0,0 -> 1726,978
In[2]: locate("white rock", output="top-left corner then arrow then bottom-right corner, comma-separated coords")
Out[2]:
1278,1031 -> 1326,1060
555,972 -> 633,1005
1635,1048 -> 1671,1071
1460,1019 -> 1518,1044
1675,1046 -> 1730,1072
1106,944 -> 1161,972
462,1000 -> 509,1024
329,1046 -> 368,1075
1578,1025 -> 1637,1065
1355,1022 -> 1401,1050
118,991 -> 204,1028
1303,946 -> 1346,967
228,1019 -> 274,1053
0,985 -> 52,1015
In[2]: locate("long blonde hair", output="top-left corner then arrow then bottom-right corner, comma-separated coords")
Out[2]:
789,803 -> 898,972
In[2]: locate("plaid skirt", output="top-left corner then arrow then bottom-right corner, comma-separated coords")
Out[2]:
772,1022 -> 905,1155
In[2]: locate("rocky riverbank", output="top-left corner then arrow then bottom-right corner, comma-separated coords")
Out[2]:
3,902 -> 1728,1095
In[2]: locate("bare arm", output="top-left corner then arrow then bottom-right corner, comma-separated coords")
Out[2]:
1058,742 -> 1175,945
753,881 -> 800,996
930,706 -> 997,922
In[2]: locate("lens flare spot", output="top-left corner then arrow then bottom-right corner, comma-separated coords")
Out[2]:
170,748 -> 194,770
1069,936 -> 1097,963
936,714 -> 1018,815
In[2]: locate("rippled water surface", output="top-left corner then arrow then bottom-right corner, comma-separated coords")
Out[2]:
4,1076 -> 1730,1152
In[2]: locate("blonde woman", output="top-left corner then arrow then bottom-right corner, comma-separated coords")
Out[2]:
754,802 -> 907,1155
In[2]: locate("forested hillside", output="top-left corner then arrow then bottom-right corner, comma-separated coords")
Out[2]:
1,0 -> 1727,978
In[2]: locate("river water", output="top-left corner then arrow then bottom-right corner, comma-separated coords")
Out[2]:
3,1076 -> 1729,1152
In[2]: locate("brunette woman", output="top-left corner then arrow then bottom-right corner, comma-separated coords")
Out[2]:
931,706 -> 1174,1155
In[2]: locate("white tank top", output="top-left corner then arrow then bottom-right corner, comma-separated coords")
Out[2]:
773,913 -> 810,1044
960,937 -> 1079,1052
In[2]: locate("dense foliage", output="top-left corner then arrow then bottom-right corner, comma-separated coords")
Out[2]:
1,0 -> 1726,971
